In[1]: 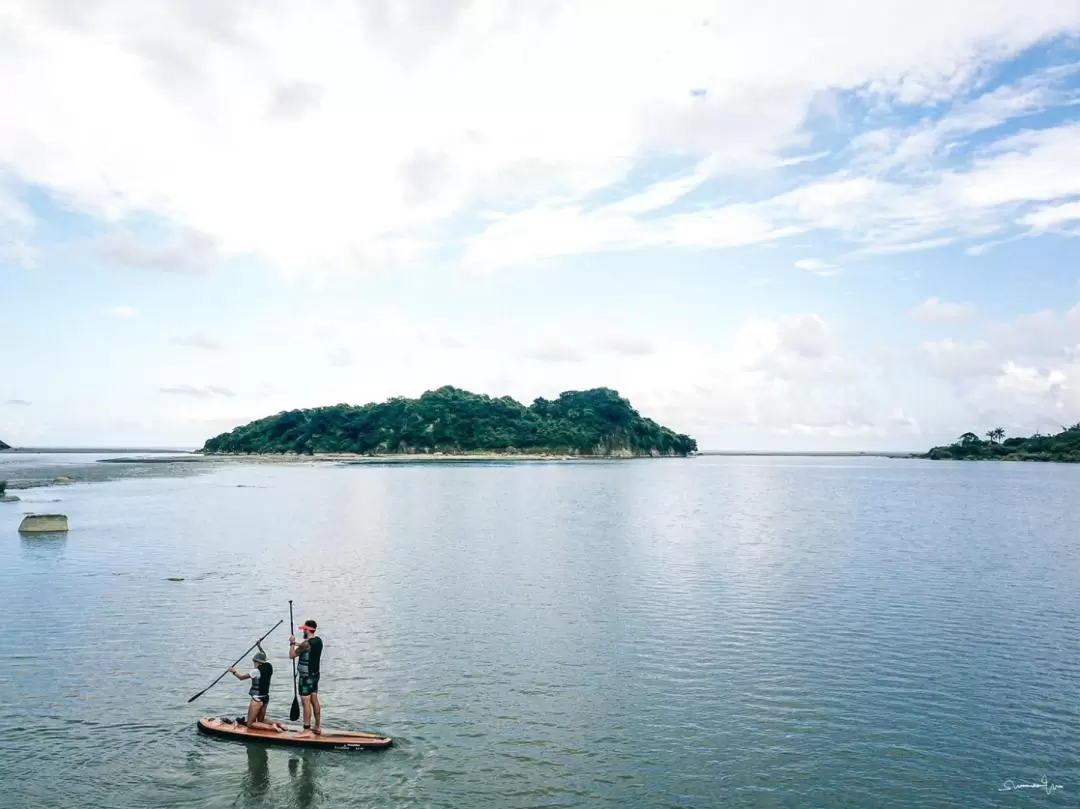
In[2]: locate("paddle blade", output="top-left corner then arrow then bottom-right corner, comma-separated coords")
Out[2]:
187,690 -> 206,703
290,697 -> 301,721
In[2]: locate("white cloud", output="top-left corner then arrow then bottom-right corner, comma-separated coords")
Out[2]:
105,305 -> 137,318
326,346 -> 354,367
908,297 -> 975,325
4,399 -> 32,406
774,314 -> 833,359
595,333 -> 655,356
464,114 -> 1080,269
849,63 -> 1078,176
794,258 -> 840,276
174,332 -> 224,351
1020,200 -> 1080,232
96,229 -> 219,274
524,342 -> 585,363
921,339 -> 1001,378
996,361 -> 1066,395
0,1 -> 1076,275
0,184 -> 36,267
909,304 -> 1080,439
159,384 -> 236,398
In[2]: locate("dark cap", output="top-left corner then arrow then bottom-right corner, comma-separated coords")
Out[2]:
299,620 -> 317,632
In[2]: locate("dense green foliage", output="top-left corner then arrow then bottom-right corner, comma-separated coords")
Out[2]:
0,438 -> 9,451
922,424 -> 1080,462
202,386 -> 697,457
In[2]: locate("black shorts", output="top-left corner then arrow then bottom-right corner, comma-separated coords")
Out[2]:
298,673 -> 320,696
250,694 -> 269,705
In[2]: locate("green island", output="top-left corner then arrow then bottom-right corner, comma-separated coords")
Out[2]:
921,424 -> 1080,462
202,386 -> 697,457
0,438 -> 9,451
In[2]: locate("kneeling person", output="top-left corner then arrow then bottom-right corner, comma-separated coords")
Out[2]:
228,647 -> 287,732
290,620 -> 323,736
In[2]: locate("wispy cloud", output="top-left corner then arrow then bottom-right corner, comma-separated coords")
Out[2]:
159,384 -> 235,398
595,333 -> 655,356
794,258 -> 841,276
0,1 -> 1076,275
97,229 -> 218,275
326,346 -> 353,367
1020,200 -> 1080,232
4,399 -> 31,406
174,333 -> 224,351
105,305 -> 137,318
524,342 -> 585,363
908,297 -> 976,325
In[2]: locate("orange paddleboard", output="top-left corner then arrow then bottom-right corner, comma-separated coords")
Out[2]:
197,717 -> 392,751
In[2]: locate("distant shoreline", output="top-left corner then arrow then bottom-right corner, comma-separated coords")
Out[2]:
192,450 -> 921,463
197,451 -> 662,463
695,451 -> 917,458
4,448 -> 920,460
2,447 -> 193,454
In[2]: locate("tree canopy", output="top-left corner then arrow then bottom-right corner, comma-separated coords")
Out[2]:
922,424 -> 1080,462
202,386 -> 698,457
0,438 -> 9,451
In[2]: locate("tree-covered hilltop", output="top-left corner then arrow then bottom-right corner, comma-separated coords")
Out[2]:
0,438 -> 9,451
922,424 -> 1080,462
202,387 -> 698,457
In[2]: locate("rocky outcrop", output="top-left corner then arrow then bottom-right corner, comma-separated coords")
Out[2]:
18,513 -> 69,533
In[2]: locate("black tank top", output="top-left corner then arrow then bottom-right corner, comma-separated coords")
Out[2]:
298,637 -> 322,676
249,662 -> 272,698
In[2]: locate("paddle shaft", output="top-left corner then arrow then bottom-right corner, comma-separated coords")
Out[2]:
289,600 -> 300,721
187,619 -> 283,703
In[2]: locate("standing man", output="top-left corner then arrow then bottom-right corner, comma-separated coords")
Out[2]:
289,619 -> 324,736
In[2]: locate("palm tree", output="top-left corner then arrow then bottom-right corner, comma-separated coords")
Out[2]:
958,432 -> 979,445
986,427 -> 1005,444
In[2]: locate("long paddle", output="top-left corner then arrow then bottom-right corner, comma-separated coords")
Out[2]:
187,619 -> 283,703
289,600 -> 301,721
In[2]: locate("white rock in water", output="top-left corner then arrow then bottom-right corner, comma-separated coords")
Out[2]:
18,513 -> 69,533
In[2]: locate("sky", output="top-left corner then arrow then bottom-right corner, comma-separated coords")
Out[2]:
1,0 -> 1080,451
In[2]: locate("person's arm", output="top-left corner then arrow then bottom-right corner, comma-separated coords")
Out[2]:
289,636 -> 309,659
228,667 -> 252,680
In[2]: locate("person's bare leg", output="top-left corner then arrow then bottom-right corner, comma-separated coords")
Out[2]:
246,700 -> 260,727
254,701 -> 287,732
312,694 -> 322,734
296,695 -> 313,737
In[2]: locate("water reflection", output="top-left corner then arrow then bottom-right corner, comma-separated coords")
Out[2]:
20,532 -> 68,555
288,753 -> 320,808
243,745 -> 270,801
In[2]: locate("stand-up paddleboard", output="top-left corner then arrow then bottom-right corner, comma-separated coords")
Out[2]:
197,717 -> 392,751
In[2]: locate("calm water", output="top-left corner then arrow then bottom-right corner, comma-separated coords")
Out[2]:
1,455 -> 1077,808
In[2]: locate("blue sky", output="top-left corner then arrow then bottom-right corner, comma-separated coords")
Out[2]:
1,1 -> 1079,450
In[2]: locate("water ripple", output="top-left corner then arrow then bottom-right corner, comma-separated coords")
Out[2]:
2,458 -> 1080,808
